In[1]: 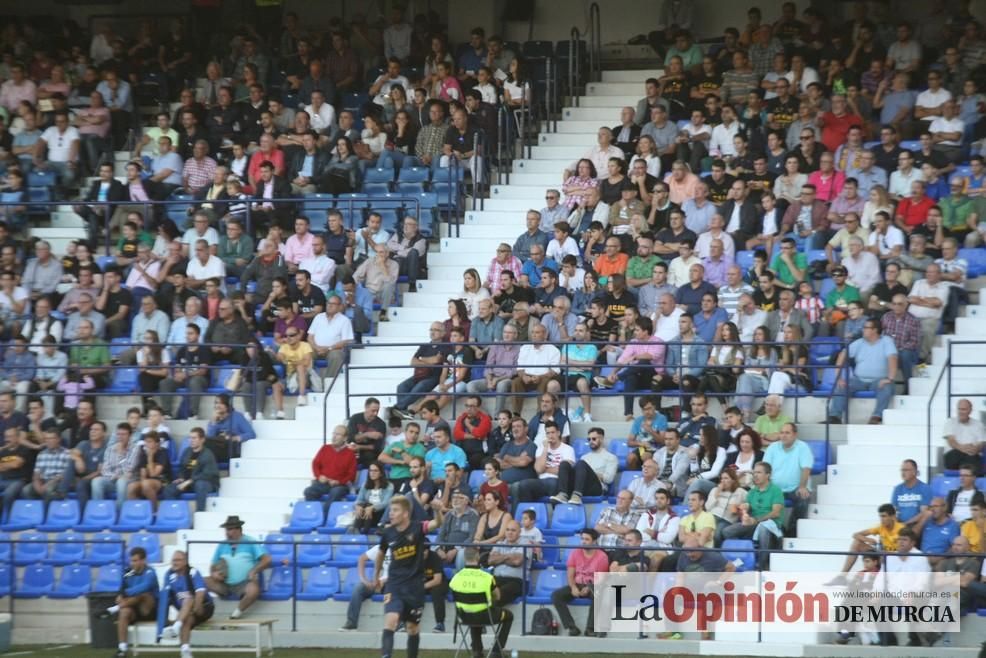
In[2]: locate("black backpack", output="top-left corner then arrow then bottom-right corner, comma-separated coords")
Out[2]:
531,607 -> 555,635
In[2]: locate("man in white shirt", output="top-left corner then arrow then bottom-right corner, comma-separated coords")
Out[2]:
907,263 -> 949,362
883,527 -> 932,646
369,57 -> 410,106
304,90 -> 336,136
666,240 -> 701,288
928,100 -> 965,164
841,236 -> 881,298
942,399 -> 986,471
653,293 -> 684,342
509,323 -> 560,415
694,214 -> 735,261
307,295 -> 354,379
731,293 -> 768,341
185,239 -> 226,291
914,70 -> 951,124
353,212 -> 390,266
34,111 -> 80,189
718,265 -> 753,316
181,212 -> 220,257
708,105 -> 741,158
866,211 -> 905,262
563,127 -> 625,180
299,234 -> 336,295
888,150 -> 924,201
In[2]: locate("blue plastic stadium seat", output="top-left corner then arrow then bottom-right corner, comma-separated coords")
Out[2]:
722,539 -> 756,572
333,564 -> 374,600
15,564 -> 54,598
396,182 -> 425,196
672,504 -> 690,517
126,532 -> 161,563
608,439 -> 630,469
805,440 -> 829,475
93,563 -> 123,591
0,564 -> 9,597
83,532 -> 125,566
50,564 -> 92,599
111,500 -> 153,532
735,250 -> 755,271
932,474 -> 959,499
362,182 -> 391,196
2,500 -> 45,531
297,534 -> 334,567
207,366 -> 239,394
327,534 -> 369,567
319,502 -> 355,534
28,169 -> 57,188
899,140 -> 921,152
297,566 -> 340,601
959,248 -> 986,278
105,367 -> 139,393
261,566 -> 298,600
468,469 -> 486,491
808,337 -> 843,365
616,471 -> 641,495
533,535 -> 559,571
36,500 -> 81,532
526,569 -> 568,604
515,503 -> 548,530
545,504 -> 586,537
150,501 -> 192,532
283,501 -> 326,534
571,438 -> 590,460
364,168 -> 395,184
398,167 -> 429,184
264,533 -> 295,565
46,531 -> 86,566
14,531 -> 48,565
0,532 -> 9,563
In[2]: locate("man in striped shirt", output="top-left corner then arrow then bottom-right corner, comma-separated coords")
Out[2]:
881,294 -> 921,385
181,139 -> 216,195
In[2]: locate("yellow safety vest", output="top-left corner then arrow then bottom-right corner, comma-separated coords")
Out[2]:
449,566 -> 494,613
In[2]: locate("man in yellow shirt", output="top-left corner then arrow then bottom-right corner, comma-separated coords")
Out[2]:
677,490 -> 717,548
829,503 -> 904,583
277,328 -> 314,408
960,497 -> 986,552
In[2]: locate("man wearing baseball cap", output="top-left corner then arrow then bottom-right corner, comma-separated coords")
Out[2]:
204,516 -> 272,619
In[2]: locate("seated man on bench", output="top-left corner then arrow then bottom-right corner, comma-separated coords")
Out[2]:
205,515 -> 272,619
159,550 -> 215,658
110,546 -> 160,658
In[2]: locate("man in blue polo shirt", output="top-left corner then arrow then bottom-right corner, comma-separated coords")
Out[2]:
424,427 -> 467,483
204,516 -> 271,620
890,459 -> 932,526
110,547 -> 159,658
763,422 -> 814,537
921,497 -> 960,563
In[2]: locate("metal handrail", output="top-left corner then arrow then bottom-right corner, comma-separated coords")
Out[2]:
569,27 -> 582,108
588,2 -> 602,83
926,357 -> 949,480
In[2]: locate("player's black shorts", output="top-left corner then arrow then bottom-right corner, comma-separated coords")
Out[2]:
383,582 -> 425,623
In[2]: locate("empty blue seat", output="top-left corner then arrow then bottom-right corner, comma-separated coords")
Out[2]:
515,503 -> 548,530
28,169 -> 57,188
37,500 -> 81,532
959,248 -> 986,278
932,474 -> 959,499
93,563 -> 122,591
82,532 -> 125,566
525,569 -> 566,604
105,367 -> 139,393
327,534 -> 369,567
111,500 -> 153,532
432,181 -> 459,209
398,167 -> 429,184
534,535 -> 559,572
50,564 -> 92,599
319,501 -> 355,534
735,250 -> 755,271
722,539 -> 756,572
0,532 -> 9,563
206,366 -> 239,394
616,471 -> 641,494
150,501 -> 192,532
14,531 -> 48,565
265,533 -> 295,565
261,566 -> 298,600
808,337 -> 843,365
283,501 -> 326,534
396,182 -> 424,196
545,504 -> 586,537
572,438 -> 590,460
0,564 -> 9,597
468,470 -> 486,491
899,140 -> 921,152
15,564 -> 54,598
296,566 -> 340,600
805,440 -> 829,475
362,182 -> 391,196
297,535 -> 333,567
46,531 -> 86,565
126,532 -> 161,563
364,168 -> 395,184
2,500 -> 44,531
608,439 -> 630,469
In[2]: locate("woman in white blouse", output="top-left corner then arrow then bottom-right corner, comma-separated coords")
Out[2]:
630,135 -> 662,178
772,154 -> 807,205
860,184 -> 893,230
685,425 -> 728,497
460,268 -> 490,318
705,468 -> 748,544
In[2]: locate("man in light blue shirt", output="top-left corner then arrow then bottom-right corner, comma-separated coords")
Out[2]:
540,296 -> 578,343
827,318 -> 898,423
149,137 -> 183,194
557,322 -> 599,423
845,150 -> 888,196
353,212 -> 390,266
205,516 -> 271,619
425,427 -> 467,482
763,422 -> 814,534
166,296 -> 208,345
681,183 -> 716,234
130,296 -> 171,346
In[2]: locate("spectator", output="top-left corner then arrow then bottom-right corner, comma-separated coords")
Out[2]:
595,489 -> 642,548
487,520 -> 527,605
920,497 -> 959,565
126,431 -> 171,510
0,334 -> 34,411
162,427 -> 218,512
307,295 -> 354,380
496,418 -> 536,485
412,327 -> 473,412
551,528 -> 609,637
963,497 -> 986,552
205,395 -> 256,463
112,546 -> 160,658
67,318 -> 110,389
436,486 -> 480,572
203,300 -> 252,364
452,395 -> 491,470
354,243 -> 398,318
551,426 -> 618,506
67,419 -> 108,509
135,330 -> 171,414
636,487 -> 681,569
425,427 -> 467,483
217,219 -> 254,279
762,422 -> 813,536
22,241 -> 62,304
204,516 -> 272,620
276,322 -> 316,406
907,262 -> 949,363
0,426 -> 31,516
33,111 -> 80,191
508,323 -> 560,415
595,317 -> 666,420
239,240 -> 287,303
346,397 -> 386,469
827,318 -> 898,424
379,423 -> 427,491
678,489 -> 716,548
934,536 -> 981,614
942,399 -> 986,471
781,184 -> 830,249
387,217 -> 427,293
684,426 -> 728,497
473,490 -> 511,562
351,462 -> 393,534
22,428 -> 68,503
158,324 -> 209,420
91,423 -> 137,507
513,422 -> 574,506
721,460 -> 783,565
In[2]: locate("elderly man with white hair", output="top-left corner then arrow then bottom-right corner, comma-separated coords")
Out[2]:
841,235 -> 881,299
907,262 -> 949,363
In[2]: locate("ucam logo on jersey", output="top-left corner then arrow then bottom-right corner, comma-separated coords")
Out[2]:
593,571 -> 960,634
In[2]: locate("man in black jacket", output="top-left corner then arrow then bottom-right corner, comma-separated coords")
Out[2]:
162,427 -> 219,512
613,106 -> 641,160
74,162 -> 126,244
251,161 -> 294,234
288,131 -> 331,195
464,90 -> 497,155
718,179 -> 762,250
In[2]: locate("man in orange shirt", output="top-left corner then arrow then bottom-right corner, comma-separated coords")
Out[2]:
594,237 -> 630,278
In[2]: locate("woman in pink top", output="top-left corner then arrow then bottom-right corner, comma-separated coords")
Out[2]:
436,61 -> 463,103
663,159 -> 701,205
553,527 -> 609,636
562,158 -> 599,210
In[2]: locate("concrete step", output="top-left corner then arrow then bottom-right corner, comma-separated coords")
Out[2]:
250,419 -> 322,440
412,277 -> 466,294
572,95 -> 638,108
207,496 -> 298,516
425,265 -> 472,281
438,237 -> 496,254
538,132 -> 597,147
547,120 -> 621,134
601,70 -> 663,82
512,158 -> 573,174
388,306 -> 454,323
349,346 -> 417,364
797,518 -> 868,541
483,198 -> 549,212
218,476 -> 308,499
809,504 -> 877,521
496,171 -> 565,187
585,81 -> 646,96
488,184 -> 560,201
769,551 -> 845,573
816,483 -> 896,507
561,107 -> 627,121
531,145 -> 591,161
240,439 -> 325,460
837,445 -> 936,472
230,457 -> 311,478
826,462 -> 904,484
457,223 -> 520,239
845,423 -> 944,446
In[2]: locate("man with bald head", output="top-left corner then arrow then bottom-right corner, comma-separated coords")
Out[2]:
392,323 -> 446,418
936,535 -> 984,612
509,323 -> 560,415
158,549 -> 215,653
612,106 -> 641,159
69,318 -> 111,388
717,264 -> 753,316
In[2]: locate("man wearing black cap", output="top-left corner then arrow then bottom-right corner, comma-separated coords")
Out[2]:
204,516 -> 272,619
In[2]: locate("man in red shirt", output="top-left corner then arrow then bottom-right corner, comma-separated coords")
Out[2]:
894,180 -> 934,236
303,424 -> 357,504
452,395 -> 492,470
818,95 -> 863,153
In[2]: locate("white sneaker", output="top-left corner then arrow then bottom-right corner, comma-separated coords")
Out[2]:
230,608 -> 242,620
162,625 -> 178,639
275,410 -> 286,419
583,412 -> 593,422
255,412 -> 264,420
297,395 -> 308,407
181,647 -> 193,658
569,408 -> 583,423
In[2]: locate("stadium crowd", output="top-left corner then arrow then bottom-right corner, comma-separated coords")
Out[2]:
0,0 -> 985,655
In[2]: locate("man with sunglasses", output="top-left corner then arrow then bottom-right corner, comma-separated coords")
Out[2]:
278,323 -> 316,406
539,189 -> 569,232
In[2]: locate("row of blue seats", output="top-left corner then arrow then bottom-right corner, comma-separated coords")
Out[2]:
2,529 -> 158,567
930,474 -> 986,499
2,499 -> 191,534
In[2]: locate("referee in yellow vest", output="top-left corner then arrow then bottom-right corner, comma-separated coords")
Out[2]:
449,547 -> 514,658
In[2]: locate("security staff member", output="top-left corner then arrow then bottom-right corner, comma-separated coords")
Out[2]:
449,546 -> 514,658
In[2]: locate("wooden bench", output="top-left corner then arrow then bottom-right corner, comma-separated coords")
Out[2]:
129,618 -> 276,657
